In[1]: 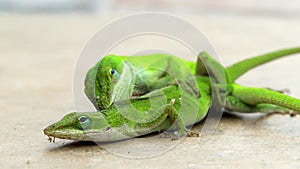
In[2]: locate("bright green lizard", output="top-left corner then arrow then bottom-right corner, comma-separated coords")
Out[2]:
84,53 -> 197,110
85,47 -> 300,111
44,47 -> 300,141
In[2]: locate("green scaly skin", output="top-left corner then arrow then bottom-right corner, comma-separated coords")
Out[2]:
44,47 -> 300,142
86,47 -> 300,111
44,77 -> 212,141
44,76 -> 300,141
85,54 -> 196,110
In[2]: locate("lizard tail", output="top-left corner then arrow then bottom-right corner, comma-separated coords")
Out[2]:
227,47 -> 300,81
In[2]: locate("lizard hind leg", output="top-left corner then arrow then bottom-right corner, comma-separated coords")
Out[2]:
226,95 -> 296,115
231,84 -> 300,113
160,99 -> 199,140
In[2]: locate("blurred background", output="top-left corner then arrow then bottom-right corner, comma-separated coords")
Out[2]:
0,0 -> 299,16
1,1 -> 300,168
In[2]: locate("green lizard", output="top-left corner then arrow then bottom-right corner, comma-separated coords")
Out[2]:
85,47 -> 300,111
44,48 -> 300,141
84,53 -> 197,110
44,78 -> 210,141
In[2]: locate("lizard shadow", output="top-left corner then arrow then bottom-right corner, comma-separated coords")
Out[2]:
46,141 -> 98,152
192,111 -> 282,133
221,111 -> 275,123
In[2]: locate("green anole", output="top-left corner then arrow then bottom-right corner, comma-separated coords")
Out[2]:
44,47 -> 300,141
85,48 -> 300,111
84,53 -> 197,110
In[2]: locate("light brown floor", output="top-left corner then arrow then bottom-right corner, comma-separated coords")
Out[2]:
1,13 -> 300,168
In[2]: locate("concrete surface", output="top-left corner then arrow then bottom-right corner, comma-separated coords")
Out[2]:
1,13 -> 300,168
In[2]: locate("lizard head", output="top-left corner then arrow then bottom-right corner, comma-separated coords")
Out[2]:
43,111 -> 132,142
84,55 -> 127,110
43,112 -> 107,141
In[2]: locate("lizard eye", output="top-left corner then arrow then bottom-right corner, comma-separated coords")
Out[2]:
109,69 -> 116,75
78,116 -> 91,130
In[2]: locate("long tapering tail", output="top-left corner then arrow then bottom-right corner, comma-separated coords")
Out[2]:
227,47 -> 300,81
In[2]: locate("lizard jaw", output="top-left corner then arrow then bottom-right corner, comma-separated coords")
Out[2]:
43,126 -> 132,142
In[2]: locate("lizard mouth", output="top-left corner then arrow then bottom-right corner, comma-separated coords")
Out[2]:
43,126 -> 87,141
43,125 -> 132,142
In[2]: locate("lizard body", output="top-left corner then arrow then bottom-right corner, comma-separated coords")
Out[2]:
86,48 -> 300,110
44,47 -> 300,141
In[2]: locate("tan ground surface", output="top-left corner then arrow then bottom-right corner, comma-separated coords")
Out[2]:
1,13 -> 300,168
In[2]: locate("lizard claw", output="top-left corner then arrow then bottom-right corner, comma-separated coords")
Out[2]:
159,129 -> 199,140
265,110 -> 298,117
186,130 -> 200,137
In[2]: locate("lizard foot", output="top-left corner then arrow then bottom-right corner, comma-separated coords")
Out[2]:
159,129 -> 199,140
186,130 -> 200,137
265,110 -> 298,117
